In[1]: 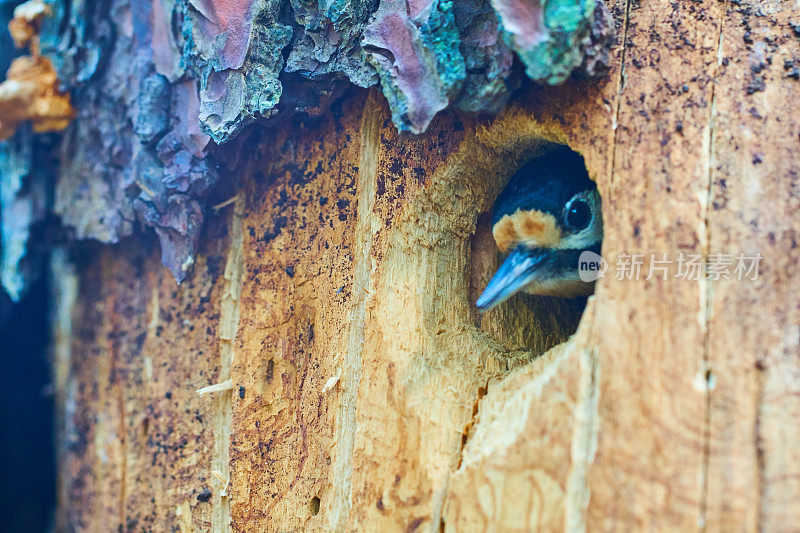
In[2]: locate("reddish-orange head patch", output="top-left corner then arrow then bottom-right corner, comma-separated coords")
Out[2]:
492,209 -> 562,252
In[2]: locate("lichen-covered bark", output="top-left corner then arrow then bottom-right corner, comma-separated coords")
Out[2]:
182,0 -> 293,144
363,0 -> 465,134
0,0 -> 612,300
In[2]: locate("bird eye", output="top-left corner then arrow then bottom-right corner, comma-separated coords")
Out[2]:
565,197 -> 592,231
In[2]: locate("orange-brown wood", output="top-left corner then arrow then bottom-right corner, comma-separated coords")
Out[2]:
52,0 -> 800,529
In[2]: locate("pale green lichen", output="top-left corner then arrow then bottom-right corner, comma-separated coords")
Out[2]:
492,0 -> 599,85
363,0 -> 466,134
182,1 -> 292,144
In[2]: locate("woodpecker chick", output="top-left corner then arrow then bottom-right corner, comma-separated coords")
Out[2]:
477,146 -> 602,311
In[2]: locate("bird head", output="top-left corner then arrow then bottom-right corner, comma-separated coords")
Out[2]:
476,146 -> 602,311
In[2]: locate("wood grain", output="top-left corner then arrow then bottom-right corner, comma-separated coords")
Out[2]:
52,0 -> 800,529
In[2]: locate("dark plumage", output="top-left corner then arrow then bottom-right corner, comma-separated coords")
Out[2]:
492,145 -> 594,229
477,145 -> 603,311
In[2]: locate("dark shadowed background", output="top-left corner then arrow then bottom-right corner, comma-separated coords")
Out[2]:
0,279 -> 55,530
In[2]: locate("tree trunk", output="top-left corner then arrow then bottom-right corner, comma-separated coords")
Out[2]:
47,0 -> 800,530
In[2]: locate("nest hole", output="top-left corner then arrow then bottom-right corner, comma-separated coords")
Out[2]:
469,143 -> 602,358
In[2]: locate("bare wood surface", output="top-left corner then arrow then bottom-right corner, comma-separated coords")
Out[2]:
52,0 -> 800,529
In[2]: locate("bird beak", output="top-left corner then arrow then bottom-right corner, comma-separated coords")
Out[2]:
476,247 -> 551,311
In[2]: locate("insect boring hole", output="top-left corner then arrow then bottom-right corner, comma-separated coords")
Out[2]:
309,496 -> 321,516
469,143 -> 603,356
